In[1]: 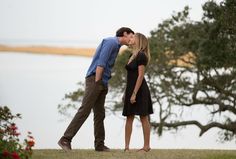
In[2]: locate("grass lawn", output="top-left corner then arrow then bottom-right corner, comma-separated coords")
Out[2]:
32,149 -> 236,159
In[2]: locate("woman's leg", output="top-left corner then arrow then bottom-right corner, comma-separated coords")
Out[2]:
125,115 -> 134,150
140,115 -> 151,151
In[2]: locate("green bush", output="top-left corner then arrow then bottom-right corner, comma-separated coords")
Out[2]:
0,106 -> 35,159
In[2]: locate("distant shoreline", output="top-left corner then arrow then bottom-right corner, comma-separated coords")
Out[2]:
0,44 -> 96,57
0,44 -> 195,67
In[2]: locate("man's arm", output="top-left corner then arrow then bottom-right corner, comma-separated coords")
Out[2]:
95,66 -> 104,82
96,40 -> 115,82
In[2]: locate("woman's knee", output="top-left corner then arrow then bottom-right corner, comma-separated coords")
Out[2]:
140,115 -> 148,122
126,115 -> 134,123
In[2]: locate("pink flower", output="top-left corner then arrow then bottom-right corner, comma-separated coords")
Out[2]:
27,140 -> 35,147
10,123 -> 18,131
2,150 -> 10,157
15,132 -> 21,136
11,152 -> 21,159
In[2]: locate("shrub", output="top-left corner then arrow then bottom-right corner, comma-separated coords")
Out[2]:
0,106 -> 35,159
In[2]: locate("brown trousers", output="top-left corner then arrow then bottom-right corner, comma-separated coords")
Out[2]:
63,75 -> 108,149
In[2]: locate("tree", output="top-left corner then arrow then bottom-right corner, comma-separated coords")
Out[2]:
145,0 -> 236,141
58,0 -> 236,142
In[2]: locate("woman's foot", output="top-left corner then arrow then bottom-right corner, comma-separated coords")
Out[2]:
137,147 -> 151,152
124,148 -> 130,152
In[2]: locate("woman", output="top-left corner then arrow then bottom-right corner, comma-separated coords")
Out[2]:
122,33 -> 153,152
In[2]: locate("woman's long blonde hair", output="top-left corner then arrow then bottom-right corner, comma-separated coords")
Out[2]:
129,33 -> 151,64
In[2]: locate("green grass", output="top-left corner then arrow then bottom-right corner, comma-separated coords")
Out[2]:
32,149 -> 236,159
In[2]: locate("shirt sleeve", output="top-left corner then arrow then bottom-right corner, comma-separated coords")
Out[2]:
137,52 -> 148,66
97,39 -> 115,68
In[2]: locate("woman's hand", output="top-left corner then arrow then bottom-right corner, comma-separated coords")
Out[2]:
130,94 -> 136,104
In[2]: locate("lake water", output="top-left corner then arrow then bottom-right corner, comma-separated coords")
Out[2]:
0,52 -> 235,149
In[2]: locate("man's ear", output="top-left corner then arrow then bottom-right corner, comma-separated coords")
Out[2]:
123,32 -> 128,37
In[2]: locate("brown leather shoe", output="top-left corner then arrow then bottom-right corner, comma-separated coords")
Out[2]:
58,137 -> 71,151
95,145 -> 110,152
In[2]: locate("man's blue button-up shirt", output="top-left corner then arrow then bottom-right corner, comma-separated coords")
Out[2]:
86,37 -> 121,86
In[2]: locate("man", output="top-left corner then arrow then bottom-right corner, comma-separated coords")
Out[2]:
58,27 -> 134,151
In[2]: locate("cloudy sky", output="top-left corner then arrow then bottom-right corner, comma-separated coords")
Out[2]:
0,0 -> 222,47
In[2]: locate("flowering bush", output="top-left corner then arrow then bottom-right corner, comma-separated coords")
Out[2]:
0,106 -> 35,159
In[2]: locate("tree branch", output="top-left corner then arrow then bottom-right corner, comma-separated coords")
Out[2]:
151,120 -> 236,136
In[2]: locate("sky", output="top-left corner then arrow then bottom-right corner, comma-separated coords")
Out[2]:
0,0 -> 222,47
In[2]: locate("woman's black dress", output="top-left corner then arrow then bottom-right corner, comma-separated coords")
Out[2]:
122,52 -> 153,116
